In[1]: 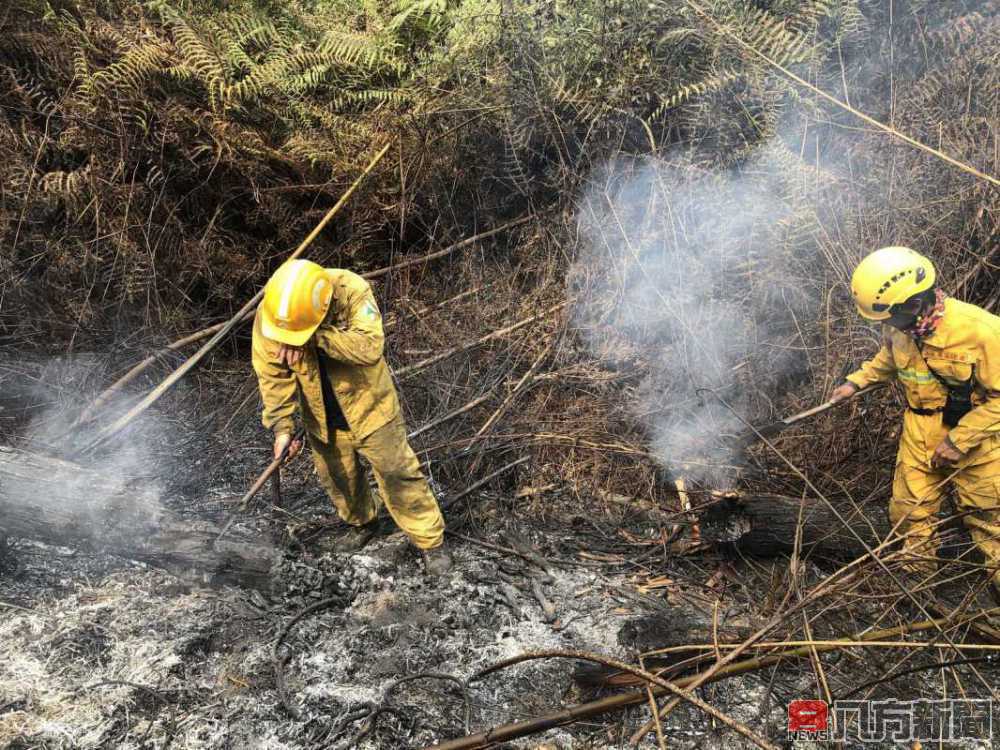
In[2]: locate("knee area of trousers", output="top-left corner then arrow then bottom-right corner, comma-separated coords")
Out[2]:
374,454 -> 422,482
889,497 -> 924,523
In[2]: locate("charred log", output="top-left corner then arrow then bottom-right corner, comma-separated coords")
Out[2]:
699,494 -> 891,560
0,446 -> 275,588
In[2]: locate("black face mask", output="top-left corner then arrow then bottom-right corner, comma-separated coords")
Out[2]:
886,310 -> 919,332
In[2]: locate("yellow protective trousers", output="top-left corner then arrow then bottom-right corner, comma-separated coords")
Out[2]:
891,413 -> 1000,588
307,413 -> 445,550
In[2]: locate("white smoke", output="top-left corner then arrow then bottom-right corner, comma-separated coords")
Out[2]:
3,357 -> 164,542
571,144 -> 825,486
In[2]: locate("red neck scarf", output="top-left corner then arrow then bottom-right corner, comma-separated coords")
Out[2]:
911,289 -> 946,339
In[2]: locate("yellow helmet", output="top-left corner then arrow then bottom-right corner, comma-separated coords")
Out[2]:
851,246 -> 936,321
260,259 -> 333,345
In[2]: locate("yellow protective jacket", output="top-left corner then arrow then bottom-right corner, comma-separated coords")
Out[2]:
846,298 -> 1000,463
251,269 -> 400,442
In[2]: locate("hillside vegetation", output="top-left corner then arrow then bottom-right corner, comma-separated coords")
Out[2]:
4,0 -> 997,496
2,1 -> 1000,748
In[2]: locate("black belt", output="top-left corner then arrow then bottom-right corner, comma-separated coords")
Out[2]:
908,406 -> 943,416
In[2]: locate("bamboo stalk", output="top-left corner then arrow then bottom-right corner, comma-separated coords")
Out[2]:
642,637 -> 1000,655
71,323 -> 232,427
407,393 -> 493,440
427,608 -> 999,750
473,339 -> 553,439
686,0 -> 1000,187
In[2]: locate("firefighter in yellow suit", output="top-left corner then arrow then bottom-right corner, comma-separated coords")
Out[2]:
251,259 -> 450,575
832,247 -> 1000,593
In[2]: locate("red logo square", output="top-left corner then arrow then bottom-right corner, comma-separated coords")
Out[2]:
788,700 -> 828,732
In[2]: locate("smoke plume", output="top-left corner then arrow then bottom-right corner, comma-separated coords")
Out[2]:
571,144 -> 824,486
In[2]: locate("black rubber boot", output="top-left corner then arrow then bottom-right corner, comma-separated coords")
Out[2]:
312,521 -> 378,554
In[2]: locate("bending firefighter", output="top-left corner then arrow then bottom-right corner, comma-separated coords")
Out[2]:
251,259 -> 451,575
832,247 -> 1000,592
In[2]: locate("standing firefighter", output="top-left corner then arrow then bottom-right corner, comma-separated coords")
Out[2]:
831,247 -> 1000,592
251,259 -> 451,575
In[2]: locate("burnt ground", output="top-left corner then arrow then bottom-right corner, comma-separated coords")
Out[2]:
0,357 -> 772,750
2,357 -> 1000,749
0,490 -> 791,748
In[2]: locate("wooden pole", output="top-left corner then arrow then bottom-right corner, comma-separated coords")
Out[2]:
425,608 -> 1000,749
76,140 -> 395,454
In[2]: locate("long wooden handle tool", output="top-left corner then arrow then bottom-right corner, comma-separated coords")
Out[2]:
743,384 -> 884,443
214,428 -> 304,546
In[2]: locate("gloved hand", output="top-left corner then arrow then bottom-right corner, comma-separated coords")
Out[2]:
274,432 -> 302,463
931,436 -> 965,469
830,382 -> 859,403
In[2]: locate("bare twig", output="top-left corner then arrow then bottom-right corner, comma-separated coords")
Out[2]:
440,456 -> 529,512
365,217 -> 532,279
395,302 -> 567,380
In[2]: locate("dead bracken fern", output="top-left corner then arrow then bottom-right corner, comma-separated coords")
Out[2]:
646,0 -> 854,124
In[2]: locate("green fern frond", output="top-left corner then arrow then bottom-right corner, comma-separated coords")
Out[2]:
71,47 -> 89,86
206,21 -> 256,77
331,88 -> 410,109
224,59 -> 282,103
789,0 -> 837,32
286,100 -> 375,140
218,14 -> 280,50
651,69 -> 743,118
166,16 -> 226,107
282,133 -> 343,169
84,42 -> 168,97
161,63 -> 201,89
318,30 -> 406,74
389,0 -> 453,35
282,63 -> 335,94
741,5 -> 813,66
